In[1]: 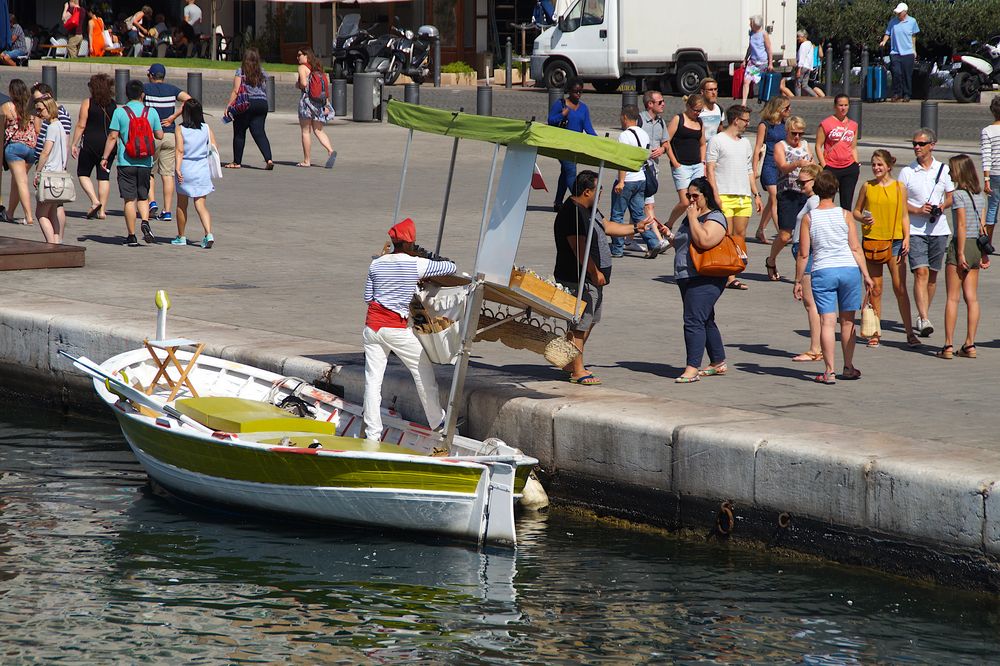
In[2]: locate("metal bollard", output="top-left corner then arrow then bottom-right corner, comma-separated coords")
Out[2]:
548,86 -> 563,112
859,45 -> 869,100
847,98 -> 862,139
266,76 -> 276,113
332,77 -> 347,117
842,44 -> 852,97
620,77 -> 637,109
42,65 -> 57,99
920,100 -> 938,137
825,41 -> 834,94
505,37 -> 513,90
433,40 -> 441,88
404,82 -> 420,105
114,68 -> 130,105
186,72 -> 202,103
476,85 -> 492,116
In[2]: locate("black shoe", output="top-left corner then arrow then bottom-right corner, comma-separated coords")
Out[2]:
124,234 -> 140,247
140,220 -> 155,244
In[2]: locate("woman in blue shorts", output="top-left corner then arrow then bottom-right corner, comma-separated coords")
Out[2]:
793,171 -> 874,384
2,79 -> 39,226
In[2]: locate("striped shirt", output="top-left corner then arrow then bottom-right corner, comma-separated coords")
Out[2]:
144,82 -> 183,133
808,206 -> 857,272
33,105 -> 73,161
364,254 -> 457,319
982,125 -> 1000,174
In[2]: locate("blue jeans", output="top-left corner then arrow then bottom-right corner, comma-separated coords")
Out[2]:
890,53 -> 915,99
677,276 -> 727,368
554,159 -> 577,207
987,175 -> 1000,227
610,179 -> 660,255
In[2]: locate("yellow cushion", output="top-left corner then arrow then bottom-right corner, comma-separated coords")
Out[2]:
174,397 -> 338,435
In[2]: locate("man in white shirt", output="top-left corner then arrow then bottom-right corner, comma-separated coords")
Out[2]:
183,0 -> 203,36
898,128 -> 953,337
706,104 -> 761,290
610,105 -> 664,258
795,30 -> 817,97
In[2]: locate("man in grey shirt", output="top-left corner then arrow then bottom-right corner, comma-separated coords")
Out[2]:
638,89 -> 670,223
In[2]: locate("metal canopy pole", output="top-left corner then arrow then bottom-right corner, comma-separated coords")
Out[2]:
392,129 -> 414,224
435,137 -> 460,255
574,160 -> 605,318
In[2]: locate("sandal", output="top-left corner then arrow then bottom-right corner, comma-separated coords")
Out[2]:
223,162 -> 241,169
841,366 -> 862,380
675,375 -> 700,384
792,351 -> 823,362
866,337 -> 880,348
935,344 -> 953,359
765,257 -> 781,281
814,372 -> 836,385
698,363 -> 727,377
906,333 -> 921,348
265,161 -> 274,170
569,373 -> 602,385
295,162 -> 311,168
726,279 -> 749,290
957,344 -> 977,358
755,229 -> 771,245
86,203 -> 102,219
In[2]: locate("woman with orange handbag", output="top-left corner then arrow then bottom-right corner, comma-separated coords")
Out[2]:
851,149 -> 915,348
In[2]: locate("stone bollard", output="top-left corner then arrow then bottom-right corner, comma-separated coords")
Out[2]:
848,98 -> 862,138
920,100 -> 938,137
404,82 -> 420,105
266,76 -> 276,113
186,72 -> 202,103
42,65 -> 57,99
505,37 -> 513,90
842,44 -> 852,97
114,68 -> 129,105
476,85 -> 492,116
332,77 -> 347,117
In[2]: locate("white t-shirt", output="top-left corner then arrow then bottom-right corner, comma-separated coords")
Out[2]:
707,132 -> 752,196
797,41 -> 814,71
793,194 -> 820,241
898,159 -> 955,237
183,3 -> 203,33
699,104 -> 723,143
618,125 -> 649,183
41,122 -> 67,172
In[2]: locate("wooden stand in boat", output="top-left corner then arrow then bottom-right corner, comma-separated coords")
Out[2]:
143,338 -> 205,401
0,236 -> 85,271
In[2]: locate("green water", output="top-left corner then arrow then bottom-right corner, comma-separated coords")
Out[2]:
1,404 -> 999,664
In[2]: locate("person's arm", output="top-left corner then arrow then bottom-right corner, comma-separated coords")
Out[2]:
173,125 -> 185,183
851,127 -> 860,165
33,131 -> 54,186
983,129 -> 993,194
880,21 -> 891,49
954,202 -> 968,269
71,98 -> 89,159
764,31 -> 773,70
226,75 -> 241,107
547,99 -> 565,125
942,190 -> 954,211
62,3 -> 72,22
774,142 -> 793,175
752,122 -> 766,176
706,162 -> 719,202
567,234 -> 606,286
699,123 -> 706,163
100,129 -> 119,171
852,183 -> 870,223
297,64 -> 309,91
364,268 -> 375,303
583,105 -> 596,136
419,257 -> 459,278
165,91 -> 193,126
687,209 -> 726,250
152,112 -> 164,140
815,125 -> 826,167
664,114 -> 681,169
846,210 -> 875,289
208,125 -> 217,151
793,215 -> 811,300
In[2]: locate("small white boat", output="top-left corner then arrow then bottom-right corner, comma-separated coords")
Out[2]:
70,348 -> 540,546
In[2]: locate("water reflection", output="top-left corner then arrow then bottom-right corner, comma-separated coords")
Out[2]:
2,405 -> 1000,663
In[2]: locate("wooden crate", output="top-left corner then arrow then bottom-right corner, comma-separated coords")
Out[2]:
508,268 -> 556,301
0,237 -> 85,271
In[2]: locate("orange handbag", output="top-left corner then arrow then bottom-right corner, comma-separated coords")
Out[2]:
690,233 -> 748,277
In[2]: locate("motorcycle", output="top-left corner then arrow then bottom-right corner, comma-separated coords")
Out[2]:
331,13 -> 377,81
951,36 -> 1000,103
364,22 -> 439,86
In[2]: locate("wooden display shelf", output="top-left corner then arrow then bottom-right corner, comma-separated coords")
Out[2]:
0,237 -> 85,271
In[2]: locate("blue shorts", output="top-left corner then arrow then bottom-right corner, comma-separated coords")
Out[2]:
790,242 -> 814,274
810,266 -> 863,315
671,162 -> 704,191
908,235 -> 949,272
4,142 -> 35,163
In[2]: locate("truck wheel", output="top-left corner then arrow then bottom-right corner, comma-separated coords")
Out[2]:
543,59 -> 574,90
675,62 -> 707,96
953,72 -> 981,103
591,79 -> 620,94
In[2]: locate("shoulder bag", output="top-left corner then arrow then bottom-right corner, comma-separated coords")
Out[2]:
627,127 -> 658,198
37,171 -> 77,204
689,213 -> 747,277
970,194 -> 995,255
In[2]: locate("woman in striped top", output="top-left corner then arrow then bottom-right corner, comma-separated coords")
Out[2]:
981,96 -> 1000,238
794,171 -> 873,384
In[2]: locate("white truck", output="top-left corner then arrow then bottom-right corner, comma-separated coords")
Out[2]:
530,0 -> 797,95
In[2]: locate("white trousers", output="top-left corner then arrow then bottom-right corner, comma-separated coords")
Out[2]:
362,326 -> 445,442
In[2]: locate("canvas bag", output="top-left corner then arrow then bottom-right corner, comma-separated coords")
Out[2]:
37,171 -> 77,204
860,293 -> 881,338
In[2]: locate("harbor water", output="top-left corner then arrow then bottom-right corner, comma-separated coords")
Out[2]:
2,404 -> 999,664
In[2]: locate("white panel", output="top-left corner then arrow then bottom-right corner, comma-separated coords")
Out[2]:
475,144 -> 537,285
619,0 -> 756,64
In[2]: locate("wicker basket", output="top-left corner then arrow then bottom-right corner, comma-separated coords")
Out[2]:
475,315 -> 579,367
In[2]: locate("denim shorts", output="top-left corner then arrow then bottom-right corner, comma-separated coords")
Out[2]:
810,266 -> 863,315
4,142 -> 35,163
671,163 -> 704,191
790,242 -> 814,274
908,234 -> 949,272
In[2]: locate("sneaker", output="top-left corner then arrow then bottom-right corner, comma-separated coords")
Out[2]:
140,220 -> 155,244
200,233 -> 214,249
170,235 -> 187,245
123,234 -> 140,247
916,317 -> 934,337
159,211 -> 172,222
148,200 -> 158,216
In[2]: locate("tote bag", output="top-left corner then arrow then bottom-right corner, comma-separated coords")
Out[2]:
689,233 -> 747,277
37,171 -> 77,204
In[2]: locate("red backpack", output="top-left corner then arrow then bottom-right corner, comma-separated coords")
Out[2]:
123,106 -> 155,160
307,69 -> 328,102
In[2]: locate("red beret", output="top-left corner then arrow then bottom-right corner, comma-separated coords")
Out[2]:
388,218 -> 416,243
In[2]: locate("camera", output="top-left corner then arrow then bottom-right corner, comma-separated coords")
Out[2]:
928,205 -> 943,224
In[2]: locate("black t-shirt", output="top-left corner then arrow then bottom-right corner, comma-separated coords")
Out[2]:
553,199 -> 611,285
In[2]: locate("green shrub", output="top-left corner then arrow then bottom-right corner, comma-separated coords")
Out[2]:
441,61 -> 475,74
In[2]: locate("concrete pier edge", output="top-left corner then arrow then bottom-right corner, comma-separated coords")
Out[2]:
3,302 -> 999,589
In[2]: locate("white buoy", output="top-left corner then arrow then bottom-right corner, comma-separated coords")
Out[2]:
155,290 -> 170,340
520,471 -> 550,510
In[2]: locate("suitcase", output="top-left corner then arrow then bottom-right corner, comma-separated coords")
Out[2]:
757,71 -> 782,102
864,65 -> 888,102
731,64 -> 745,99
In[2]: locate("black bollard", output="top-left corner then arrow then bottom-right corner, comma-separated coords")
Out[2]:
548,86 -> 563,112
332,77 -> 347,117
920,100 -> 938,137
433,40 -> 441,88
404,82 -> 420,105
41,65 -> 57,99
847,98 -> 862,139
114,68 -> 130,104
505,37 -> 513,90
620,77 -> 637,109
476,85 -> 493,116
186,72 -> 202,103
266,75 -> 276,113
859,45 -> 869,100
825,41 -> 834,94
842,44 -> 852,97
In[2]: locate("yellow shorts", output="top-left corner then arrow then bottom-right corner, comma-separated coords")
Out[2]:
720,194 -> 752,219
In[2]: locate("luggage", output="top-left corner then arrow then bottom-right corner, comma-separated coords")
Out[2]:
731,64 -> 745,99
864,65 -> 888,102
757,71 -> 782,102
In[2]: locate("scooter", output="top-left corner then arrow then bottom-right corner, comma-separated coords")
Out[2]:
395,25 -> 439,85
951,36 -> 1000,103
331,13 -> 377,81
364,29 -> 403,85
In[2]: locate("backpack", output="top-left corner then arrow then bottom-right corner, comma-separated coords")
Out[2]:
123,106 -> 155,160
308,69 -> 328,103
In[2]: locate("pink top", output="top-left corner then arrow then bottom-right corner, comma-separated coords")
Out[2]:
820,116 -> 858,169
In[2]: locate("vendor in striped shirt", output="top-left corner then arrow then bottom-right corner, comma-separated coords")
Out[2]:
363,218 -> 457,447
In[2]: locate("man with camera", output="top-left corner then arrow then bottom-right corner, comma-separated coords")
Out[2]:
899,128 -> 954,338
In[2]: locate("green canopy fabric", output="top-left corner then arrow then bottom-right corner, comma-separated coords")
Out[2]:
387,100 -> 648,172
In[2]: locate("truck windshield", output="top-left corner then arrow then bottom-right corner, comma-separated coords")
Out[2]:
559,0 -> 605,33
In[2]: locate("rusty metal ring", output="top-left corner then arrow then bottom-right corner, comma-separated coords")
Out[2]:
716,501 -> 735,536
778,512 -> 791,529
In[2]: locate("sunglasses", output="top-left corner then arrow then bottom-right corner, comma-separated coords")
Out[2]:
796,178 -> 813,186
789,131 -> 804,136
912,140 -> 932,147
653,99 -> 665,104
686,192 -> 702,200
568,89 -> 583,94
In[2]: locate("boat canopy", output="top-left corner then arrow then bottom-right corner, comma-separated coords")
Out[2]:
386,100 -> 648,173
